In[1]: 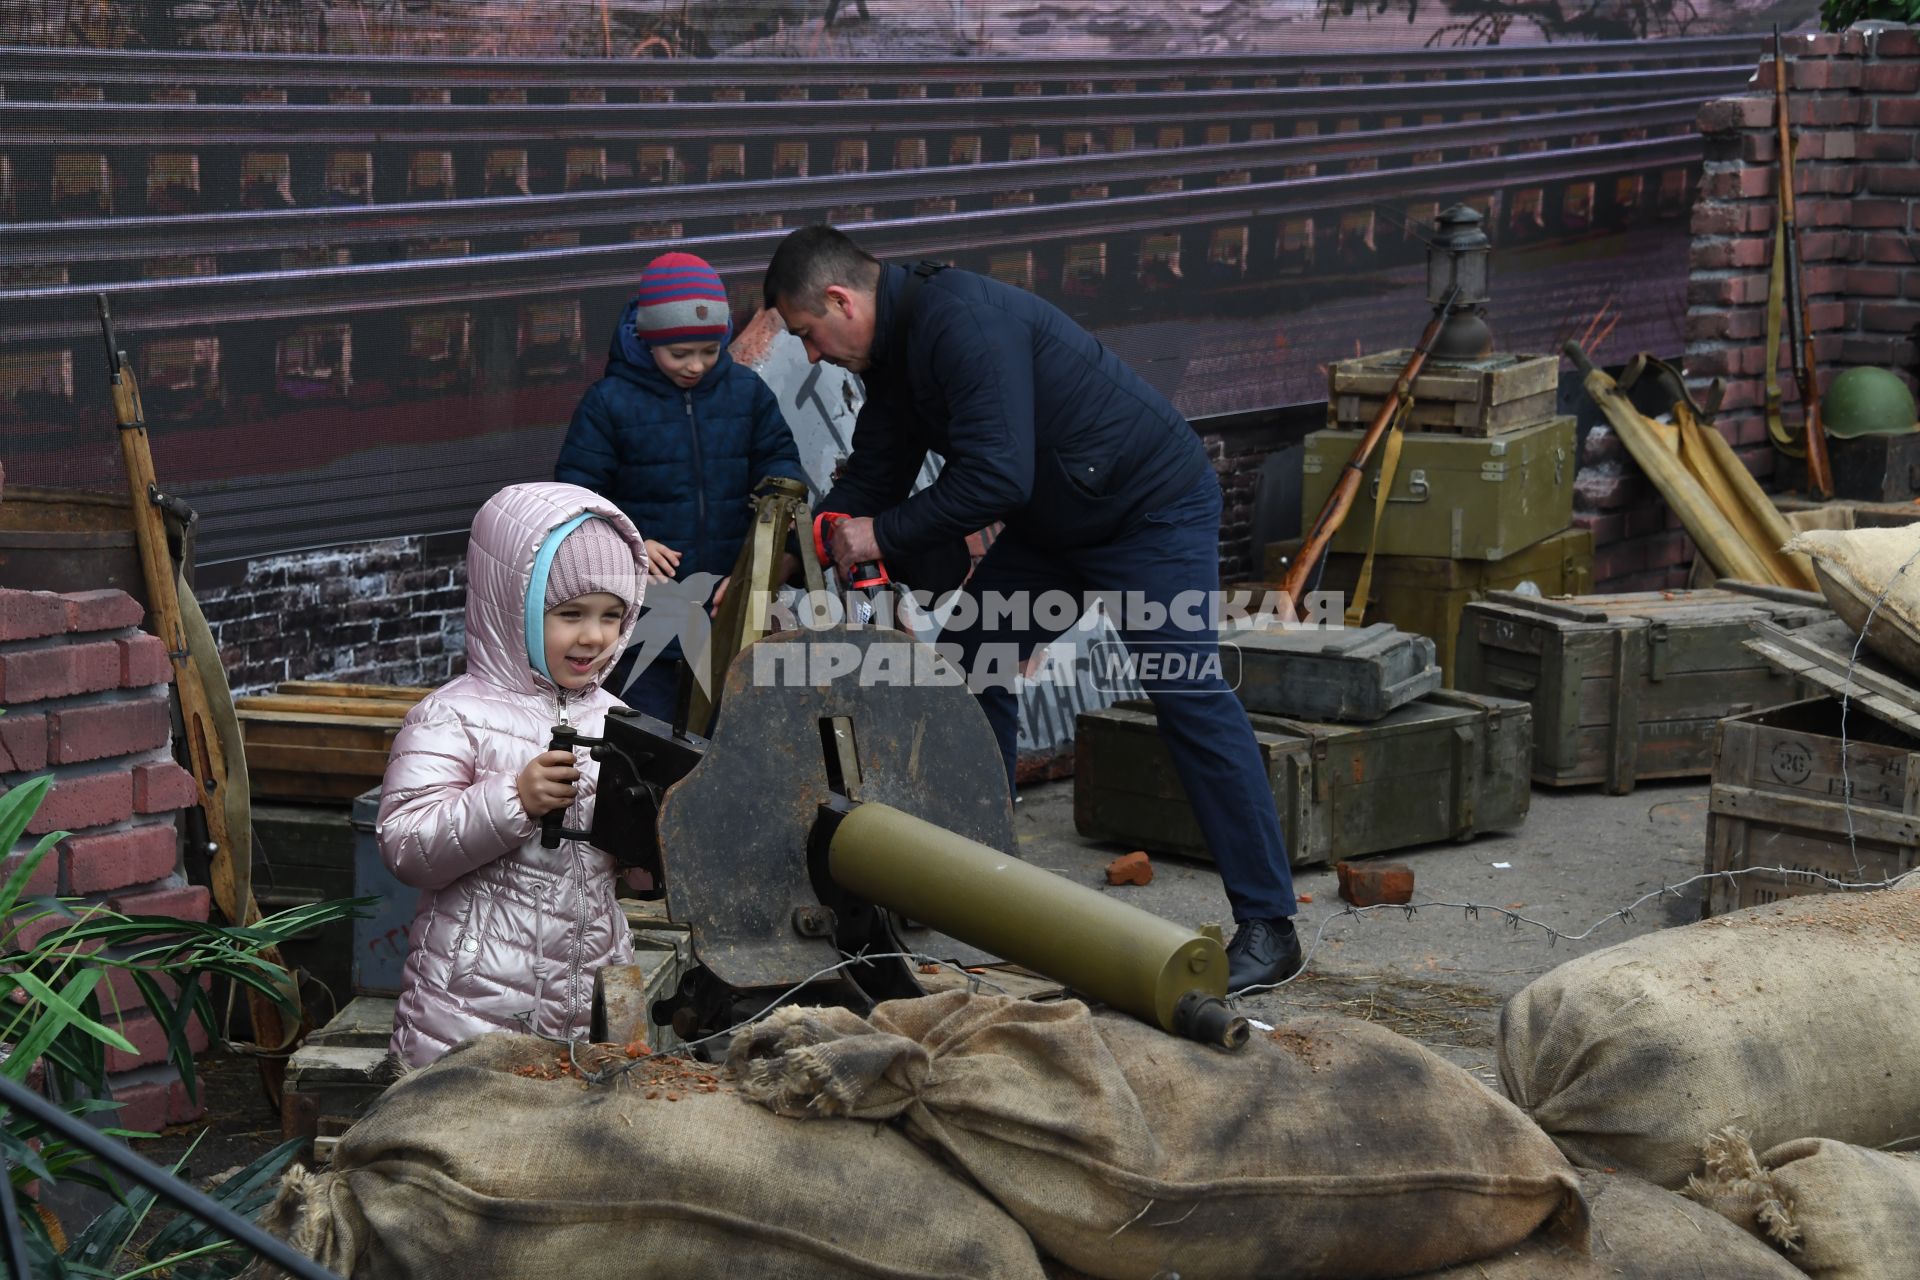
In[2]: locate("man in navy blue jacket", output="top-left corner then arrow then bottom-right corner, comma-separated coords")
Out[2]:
763,225 -> 1301,991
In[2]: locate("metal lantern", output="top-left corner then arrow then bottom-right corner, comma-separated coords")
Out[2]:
1427,203 -> 1494,361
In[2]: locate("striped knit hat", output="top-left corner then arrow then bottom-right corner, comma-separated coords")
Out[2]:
631,252 -> 730,342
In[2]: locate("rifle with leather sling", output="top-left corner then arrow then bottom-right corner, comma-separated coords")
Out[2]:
1281,288 -> 1456,617
1771,24 -> 1833,498
97,296 -> 303,1094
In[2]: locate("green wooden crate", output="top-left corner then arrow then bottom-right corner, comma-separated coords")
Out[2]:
1300,415 -> 1574,560
1262,527 -> 1595,685
1072,690 -> 1531,867
1455,584 -> 1830,794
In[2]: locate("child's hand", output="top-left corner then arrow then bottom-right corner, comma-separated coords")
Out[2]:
643,540 -> 681,582
517,749 -> 581,818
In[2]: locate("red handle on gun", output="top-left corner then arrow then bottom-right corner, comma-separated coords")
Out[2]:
812,512 -> 891,589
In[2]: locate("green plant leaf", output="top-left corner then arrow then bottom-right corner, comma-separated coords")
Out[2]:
4,970 -> 139,1076
0,774 -> 56,851
143,1135 -> 309,1268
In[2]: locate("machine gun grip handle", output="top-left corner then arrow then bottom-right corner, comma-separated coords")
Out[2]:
812,512 -> 891,590
540,724 -> 581,849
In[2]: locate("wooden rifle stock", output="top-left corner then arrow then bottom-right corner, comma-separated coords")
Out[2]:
1282,297 -> 1454,614
1773,26 -> 1832,498
96,296 -> 299,1080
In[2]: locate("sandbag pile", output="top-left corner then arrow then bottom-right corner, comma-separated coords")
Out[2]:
1499,882 -> 1920,1188
1687,1128 -> 1920,1280
729,989 -> 1586,1280
248,1033 -> 1050,1280
1787,522 -> 1920,678
1406,1166 -> 1803,1279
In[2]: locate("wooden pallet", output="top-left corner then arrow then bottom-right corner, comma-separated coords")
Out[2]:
238,680 -> 433,802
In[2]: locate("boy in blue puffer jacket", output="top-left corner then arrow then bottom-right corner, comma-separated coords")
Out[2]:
555,252 -> 805,719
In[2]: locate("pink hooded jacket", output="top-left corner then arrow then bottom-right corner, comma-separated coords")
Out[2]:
379,482 -> 647,1067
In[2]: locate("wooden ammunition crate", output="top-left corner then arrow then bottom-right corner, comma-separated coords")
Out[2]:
1777,433 -> 1920,504
239,681 -> 433,802
1073,690 -> 1530,867
1300,415 -> 1575,561
1224,621 -> 1440,723
1455,584 -> 1829,793
1264,527 -> 1595,684
1706,697 -> 1920,916
1328,350 -> 1559,436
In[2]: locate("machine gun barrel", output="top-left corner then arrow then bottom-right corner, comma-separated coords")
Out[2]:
819,800 -> 1247,1048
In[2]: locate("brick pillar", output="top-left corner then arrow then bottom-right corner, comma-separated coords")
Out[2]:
0,585 -> 210,1132
1684,25 -> 1920,504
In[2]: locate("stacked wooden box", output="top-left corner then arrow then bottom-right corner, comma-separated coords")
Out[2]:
238,680 -> 431,802
1273,350 -> 1590,684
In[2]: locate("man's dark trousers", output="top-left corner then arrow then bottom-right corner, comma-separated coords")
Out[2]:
936,477 -> 1298,923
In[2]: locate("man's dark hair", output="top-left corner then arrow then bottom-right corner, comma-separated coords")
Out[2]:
762,224 -> 882,312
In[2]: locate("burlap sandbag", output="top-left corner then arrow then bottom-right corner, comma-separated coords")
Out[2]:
1787,524 -> 1920,677
1408,1166 -> 1803,1279
252,1033 -> 1048,1280
1499,883 -> 1920,1188
730,990 -> 1587,1280
1687,1128 -> 1920,1279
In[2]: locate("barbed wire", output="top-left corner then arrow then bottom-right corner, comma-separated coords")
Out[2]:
1229,861 -> 1920,999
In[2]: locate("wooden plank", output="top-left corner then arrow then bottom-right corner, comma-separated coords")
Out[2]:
243,742 -> 392,774
238,709 -> 407,732
281,680 -> 436,700
248,770 -> 372,802
1333,386 -> 1557,435
1330,350 -> 1558,405
236,694 -> 422,718
1746,618 -> 1920,739
1710,785 -> 1920,851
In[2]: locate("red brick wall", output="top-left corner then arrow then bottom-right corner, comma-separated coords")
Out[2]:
0,584 -> 209,1134
1677,27 -> 1920,530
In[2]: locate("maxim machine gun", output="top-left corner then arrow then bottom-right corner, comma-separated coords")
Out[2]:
547,479 -> 1247,1053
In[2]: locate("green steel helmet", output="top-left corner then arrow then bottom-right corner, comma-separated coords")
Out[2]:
1822,367 -> 1918,439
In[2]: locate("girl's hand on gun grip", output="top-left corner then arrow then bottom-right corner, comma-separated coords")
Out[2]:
517,749 -> 580,818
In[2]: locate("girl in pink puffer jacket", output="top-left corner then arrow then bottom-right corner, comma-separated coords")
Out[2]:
379,482 -> 648,1067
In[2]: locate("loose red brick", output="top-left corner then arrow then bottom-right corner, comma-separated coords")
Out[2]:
46,698 -> 171,766
103,1010 -> 209,1075
1690,237 -> 1770,271
108,883 -> 209,922
1594,539 -> 1651,581
0,713 -> 48,773
61,590 -> 143,634
117,633 -> 173,688
1701,166 -> 1774,201
1732,415 -> 1772,446
107,1079 -> 169,1135
1873,29 -> 1920,58
0,648 -> 72,705
27,770 -> 133,836
1690,204 -> 1745,237
1801,229 -> 1859,261
1335,860 -> 1415,908
1648,530 -> 1695,570
131,762 -> 198,814
1790,58 -> 1862,91
1841,336 -> 1900,366
64,822 -> 178,895
1796,163 -> 1859,196
1717,378 -> 1764,412
0,590 -> 69,642
1106,851 -> 1153,887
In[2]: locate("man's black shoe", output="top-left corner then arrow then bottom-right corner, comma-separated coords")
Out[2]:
1226,917 -> 1303,992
